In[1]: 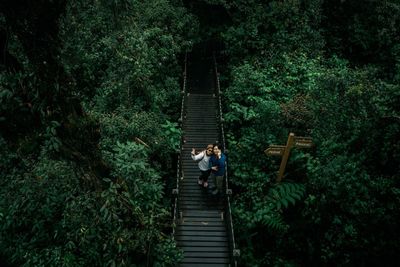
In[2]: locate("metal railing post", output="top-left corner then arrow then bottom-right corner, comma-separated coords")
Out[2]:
172,52 -> 188,239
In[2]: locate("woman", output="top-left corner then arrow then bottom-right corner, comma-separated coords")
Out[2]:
209,144 -> 226,195
191,144 -> 213,188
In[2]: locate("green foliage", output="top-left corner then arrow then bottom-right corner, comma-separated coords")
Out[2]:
43,121 -> 62,153
322,0 -> 400,74
2,0 -> 399,266
109,141 -> 164,210
1,0 -> 196,265
217,1 -> 400,265
227,54 -> 400,265
61,0 -> 197,115
269,183 -> 305,210
161,120 -> 182,151
95,109 -> 166,152
152,238 -> 183,267
222,0 -> 324,60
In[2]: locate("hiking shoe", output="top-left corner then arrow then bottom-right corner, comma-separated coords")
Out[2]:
197,179 -> 203,185
203,181 -> 208,188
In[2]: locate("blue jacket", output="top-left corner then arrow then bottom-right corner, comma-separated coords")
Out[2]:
209,153 -> 226,176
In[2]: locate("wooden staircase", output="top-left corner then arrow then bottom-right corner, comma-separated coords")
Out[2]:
175,54 -> 231,266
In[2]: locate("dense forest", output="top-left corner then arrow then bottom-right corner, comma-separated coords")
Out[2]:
1,0 -> 399,266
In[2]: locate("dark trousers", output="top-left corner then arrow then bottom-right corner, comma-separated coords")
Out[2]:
199,169 -> 211,182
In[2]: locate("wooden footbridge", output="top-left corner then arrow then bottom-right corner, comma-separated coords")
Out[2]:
172,51 -> 239,267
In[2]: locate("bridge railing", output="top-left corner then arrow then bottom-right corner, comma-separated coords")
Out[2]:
213,52 -> 239,267
172,52 -> 188,238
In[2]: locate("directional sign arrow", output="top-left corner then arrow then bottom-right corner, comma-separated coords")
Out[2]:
264,145 -> 286,156
294,137 -> 314,148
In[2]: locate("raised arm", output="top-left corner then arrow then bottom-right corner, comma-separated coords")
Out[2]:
191,149 -> 205,161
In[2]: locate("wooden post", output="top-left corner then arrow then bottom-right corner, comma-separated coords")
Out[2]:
277,133 -> 295,183
265,133 -> 314,183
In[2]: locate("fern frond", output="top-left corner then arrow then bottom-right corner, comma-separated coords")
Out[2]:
268,182 -> 305,210
263,213 -> 287,232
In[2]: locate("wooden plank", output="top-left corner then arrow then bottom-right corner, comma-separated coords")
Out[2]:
181,170 -> 209,175
179,204 -> 223,209
178,196 -> 206,200
176,235 -> 227,242
179,205 -> 224,212
181,257 -> 229,264
180,263 -> 228,267
179,201 -> 223,207
179,206 -> 224,211
179,225 -> 226,231
177,240 -> 228,247
181,161 -> 199,165
183,122 -> 217,125
179,175 -> 210,179
178,189 -> 205,193
184,134 -> 218,138
179,169 -> 201,172
186,106 -> 216,109
184,121 -> 218,124
179,190 -> 209,195
179,199 -> 222,205
187,99 -> 215,101
183,134 -> 217,137
178,196 -> 208,201
183,251 -> 229,258
178,203 -> 222,209
178,192 -> 220,197
177,231 -> 227,237
182,137 -> 218,141
178,194 -> 217,199
179,188 -> 210,193
185,118 -> 217,121
179,199 -> 219,204
185,116 -> 216,119
182,188 -> 206,193
181,217 -> 223,222
186,102 -> 216,104
185,112 -> 216,115
185,117 -> 216,120
182,143 -> 218,147
181,166 -> 208,171
179,180 -> 206,184
186,100 -> 215,103
183,124 -> 217,127
179,200 -> 222,205
183,128 -> 218,132
179,198 -> 222,202
178,200 -> 219,205
180,217 -> 224,222
178,221 -> 225,227
183,210 -> 221,216
180,246 -> 228,252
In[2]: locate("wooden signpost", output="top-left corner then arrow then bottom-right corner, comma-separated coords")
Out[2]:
264,145 -> 286,156
265,133 -> 314,182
